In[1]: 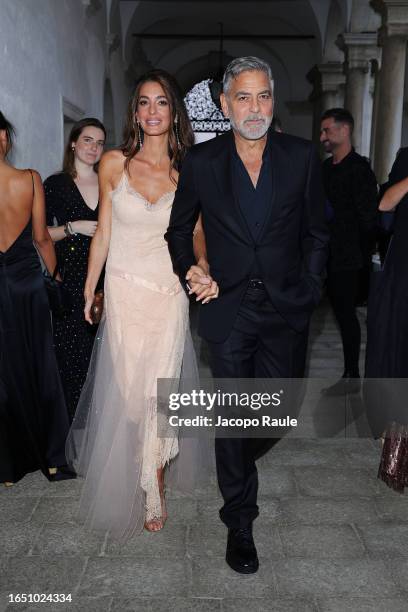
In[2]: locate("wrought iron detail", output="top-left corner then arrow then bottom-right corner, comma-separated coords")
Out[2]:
184,79 -> 230,133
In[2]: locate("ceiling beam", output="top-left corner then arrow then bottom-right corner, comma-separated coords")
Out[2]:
132,33 -> 315,40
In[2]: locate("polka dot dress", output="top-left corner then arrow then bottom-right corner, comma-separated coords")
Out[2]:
44,172 -> 102,421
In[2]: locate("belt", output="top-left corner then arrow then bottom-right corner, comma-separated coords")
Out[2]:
247,278 -> 265,289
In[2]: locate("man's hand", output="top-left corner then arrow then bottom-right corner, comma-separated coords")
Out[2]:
186,264 -> 219,304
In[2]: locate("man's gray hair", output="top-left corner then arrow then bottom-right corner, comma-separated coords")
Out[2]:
223,56 -> 274,95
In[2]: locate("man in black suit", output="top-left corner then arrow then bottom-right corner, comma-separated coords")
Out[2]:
165,57 -> 328,574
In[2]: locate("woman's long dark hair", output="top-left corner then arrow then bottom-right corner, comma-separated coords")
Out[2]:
0,111 -> 15,156
121,69 -> 194,182
63,117 -> 106,178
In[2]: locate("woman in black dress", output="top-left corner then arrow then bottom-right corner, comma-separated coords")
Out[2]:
44,118 -> 106,420
365,147 -> 408,491
0,111 -> 73,485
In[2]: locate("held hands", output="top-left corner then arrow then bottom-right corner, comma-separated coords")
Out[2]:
72,220 -> 98,237
186,263 -> 219,304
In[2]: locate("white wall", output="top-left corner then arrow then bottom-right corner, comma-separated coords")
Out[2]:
0,0 -> 110,179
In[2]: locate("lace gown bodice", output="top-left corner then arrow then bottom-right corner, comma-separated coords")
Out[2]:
107,172 -> 181,295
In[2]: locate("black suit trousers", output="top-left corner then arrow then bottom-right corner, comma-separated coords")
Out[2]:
207,285 -> 309,529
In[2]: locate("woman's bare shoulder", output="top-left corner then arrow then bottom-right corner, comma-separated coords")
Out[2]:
100,149 -> 126,170
4,167 -> 40,192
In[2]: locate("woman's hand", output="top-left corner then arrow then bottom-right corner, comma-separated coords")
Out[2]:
84,289 -> 95,324
72,220 -> 98,237
185,264 -> 219,304
201,279 -> 219,304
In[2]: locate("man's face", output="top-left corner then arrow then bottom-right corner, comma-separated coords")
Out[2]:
320,118 -> 350,153
220,70 -> 273,140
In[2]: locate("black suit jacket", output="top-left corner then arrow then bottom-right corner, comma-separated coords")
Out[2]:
165,129 -> 329,343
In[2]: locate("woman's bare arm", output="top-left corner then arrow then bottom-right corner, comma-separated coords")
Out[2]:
379,176 -> 408,211
83,151 -> 120,322
31,171 -> 59,275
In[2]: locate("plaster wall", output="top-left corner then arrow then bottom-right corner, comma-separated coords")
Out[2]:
0,0 -> 111,179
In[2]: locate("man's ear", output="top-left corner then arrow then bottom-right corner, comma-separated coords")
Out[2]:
220,93 -> 229,119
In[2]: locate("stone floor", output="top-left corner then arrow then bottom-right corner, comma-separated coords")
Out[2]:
1,301 -> 408,612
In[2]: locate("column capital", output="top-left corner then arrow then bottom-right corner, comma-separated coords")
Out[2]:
316,62 -> 346,92
339,32 -> 381,71
378,0 -> 408,39
82,0 -> 102,16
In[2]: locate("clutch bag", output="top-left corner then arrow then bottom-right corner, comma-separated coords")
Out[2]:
90,289 -> 104,325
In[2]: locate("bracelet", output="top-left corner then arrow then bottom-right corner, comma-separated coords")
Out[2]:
67,222 -> 77,236
64,222 -> 77,237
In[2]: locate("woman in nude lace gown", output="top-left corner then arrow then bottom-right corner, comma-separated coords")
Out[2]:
66,70 -> 218,538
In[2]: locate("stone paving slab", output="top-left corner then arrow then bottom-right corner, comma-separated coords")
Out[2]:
77,557 -> 189,598
274,496 -> 381,525
111,597 -> 222,611
294,466 -> 378,497
277,524 -> 365,557
4,596 -> 113,612
257,466 -> 298,497
0,556 -> 87,600
29,496 -> 81,526
0,496 -> 40,523
222,597 -> 317,611
104,523 -> 187,558
374,494 -> 408,522
315,597 -> 408,612
380,559 -> 408,596
356,523 -> 408,558
272,558 -> 402,598
31,521 -> 105,557
0,520 -> 41,556
190,556 -> 276,598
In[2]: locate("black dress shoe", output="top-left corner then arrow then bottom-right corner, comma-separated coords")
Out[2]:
321,376 -> 361,397
226,526 -> 259,574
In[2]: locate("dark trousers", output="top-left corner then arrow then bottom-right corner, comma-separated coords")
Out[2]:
207,285 -> 309,529
327,269 -> 361,377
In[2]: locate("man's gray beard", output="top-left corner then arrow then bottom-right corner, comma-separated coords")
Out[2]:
229,114 -> 272,140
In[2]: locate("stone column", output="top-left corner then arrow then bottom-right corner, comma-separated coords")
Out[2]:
370,59 -> 382,163
307,63 -> 345,143
340,33 -> 380,155
319,62 -> 346,112
373,0 -> 408,183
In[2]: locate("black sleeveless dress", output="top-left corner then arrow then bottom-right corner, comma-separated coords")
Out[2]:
0,219 -> 71,483
44,173 -> 100,420
364,149 -> 408,490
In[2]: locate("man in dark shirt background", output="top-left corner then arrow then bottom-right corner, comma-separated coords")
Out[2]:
320,108 -> 378,394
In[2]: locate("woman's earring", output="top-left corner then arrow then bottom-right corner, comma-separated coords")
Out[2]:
137,120 -> 143,149
71,146 -> 75,152
174,116 -> 181,150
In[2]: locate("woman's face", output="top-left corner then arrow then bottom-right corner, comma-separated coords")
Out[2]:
72,126 -> 105,167
136,81 -> 172,137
